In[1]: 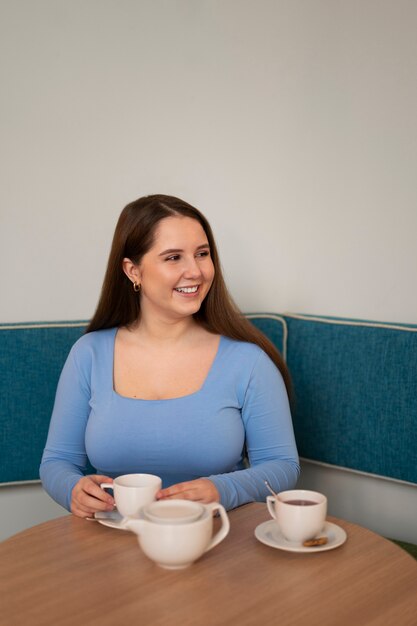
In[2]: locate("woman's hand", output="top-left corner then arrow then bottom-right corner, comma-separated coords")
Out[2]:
156,478 -> 220,504
71,475 -> 115,518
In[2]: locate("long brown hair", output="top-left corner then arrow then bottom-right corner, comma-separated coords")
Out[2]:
87,195 -> 291,391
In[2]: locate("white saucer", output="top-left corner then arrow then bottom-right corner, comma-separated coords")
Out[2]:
94,510 -> 129,530
255,520 -> 347,553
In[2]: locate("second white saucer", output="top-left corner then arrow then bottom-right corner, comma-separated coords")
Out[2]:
255,520 -> 347,553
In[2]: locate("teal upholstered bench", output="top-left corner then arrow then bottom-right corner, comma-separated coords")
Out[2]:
282,313 -> 417,485
0,321 -> 87,484
2,313 -> 416,487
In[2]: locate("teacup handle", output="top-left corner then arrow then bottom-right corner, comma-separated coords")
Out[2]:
100,482 -> 133,527
266,495 -> 278,520
204,503 -> 230,553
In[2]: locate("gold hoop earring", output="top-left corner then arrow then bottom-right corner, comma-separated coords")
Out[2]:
133,281 -> 141,293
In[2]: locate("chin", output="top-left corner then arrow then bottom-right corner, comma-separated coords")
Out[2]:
177,301 -> 203,317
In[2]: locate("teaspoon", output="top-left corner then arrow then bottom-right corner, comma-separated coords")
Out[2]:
264,480 -> 279,498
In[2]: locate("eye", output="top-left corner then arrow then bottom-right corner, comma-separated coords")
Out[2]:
196,250 -> 210,258
165,255 -> 180,262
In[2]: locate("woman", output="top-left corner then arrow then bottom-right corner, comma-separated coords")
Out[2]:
40,194 -> 299,518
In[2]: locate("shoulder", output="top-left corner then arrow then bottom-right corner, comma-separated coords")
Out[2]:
69,327 -> 117,363
218,337 -> 286,402
220,336 -> 269,370
221,336 -> 284,381
221,335 -> 264,357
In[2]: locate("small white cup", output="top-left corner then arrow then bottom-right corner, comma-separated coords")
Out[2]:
143,500 -> 204,524
101,474 -> 161,519
266,489 -> 327,544
126,501 -> 230,569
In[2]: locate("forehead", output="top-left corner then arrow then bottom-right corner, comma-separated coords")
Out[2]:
152,216 -> 208,247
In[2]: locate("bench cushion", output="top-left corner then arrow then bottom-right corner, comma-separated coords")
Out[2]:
0,322 -> 86,483
284,314 -> 417,484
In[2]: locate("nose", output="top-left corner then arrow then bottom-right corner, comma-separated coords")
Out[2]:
182,255 -> 203,279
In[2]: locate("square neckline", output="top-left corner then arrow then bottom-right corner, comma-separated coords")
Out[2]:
110,328 -> 224,402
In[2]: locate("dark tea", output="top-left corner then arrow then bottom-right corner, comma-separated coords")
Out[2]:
284,499 -> 318,506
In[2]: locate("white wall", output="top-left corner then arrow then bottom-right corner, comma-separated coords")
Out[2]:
0,483 -> 68,542
1,0 -> 417,325
1,1 -> 416,541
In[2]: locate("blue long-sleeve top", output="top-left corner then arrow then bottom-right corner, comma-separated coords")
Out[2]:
40,328 -> 300,511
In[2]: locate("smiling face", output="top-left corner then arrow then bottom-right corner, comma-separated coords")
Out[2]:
124,216 -> 215,323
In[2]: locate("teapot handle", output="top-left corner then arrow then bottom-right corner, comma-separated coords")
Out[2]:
203,503 -> 230,553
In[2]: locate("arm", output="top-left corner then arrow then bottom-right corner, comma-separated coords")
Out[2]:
208,350 -> 300,510
39,341 -> 112,513
158,350 -> 300,510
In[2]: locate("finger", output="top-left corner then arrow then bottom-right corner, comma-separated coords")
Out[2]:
71,498 -> 96,517
160,491 -> 195,500
83,479 -> 114,505
72,504 -> 95,518
164,484 -> 219,504
157,482 -> 193,498
75,492 -> 114,512
159,488 -> 207,502
73,479 -> 114,509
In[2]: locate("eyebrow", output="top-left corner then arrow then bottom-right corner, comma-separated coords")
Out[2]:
158,243 -> 210,256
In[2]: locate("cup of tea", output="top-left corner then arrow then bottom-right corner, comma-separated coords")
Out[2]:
266,489 -> 327,543
126,500 -> 230,569
101,473 -> 161,519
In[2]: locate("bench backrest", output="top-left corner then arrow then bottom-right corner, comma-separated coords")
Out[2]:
1,313 -> 416,485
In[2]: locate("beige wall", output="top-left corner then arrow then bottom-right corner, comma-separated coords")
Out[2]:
1,0 -> 416,325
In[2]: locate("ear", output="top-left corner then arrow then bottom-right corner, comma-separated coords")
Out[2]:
122,258 -> 141,285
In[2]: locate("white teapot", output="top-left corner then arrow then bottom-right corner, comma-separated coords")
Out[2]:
126,499 -> 230,569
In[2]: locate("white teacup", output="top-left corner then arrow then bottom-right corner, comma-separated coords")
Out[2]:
143,499 -> 204,524
266,489 -> 327,544
126,500 -> 230,569
101,474 -> 161,519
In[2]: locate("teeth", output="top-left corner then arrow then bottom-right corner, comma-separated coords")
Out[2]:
175,286 -> 198,293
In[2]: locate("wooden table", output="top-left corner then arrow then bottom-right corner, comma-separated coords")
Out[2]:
1,503 -> 417,625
